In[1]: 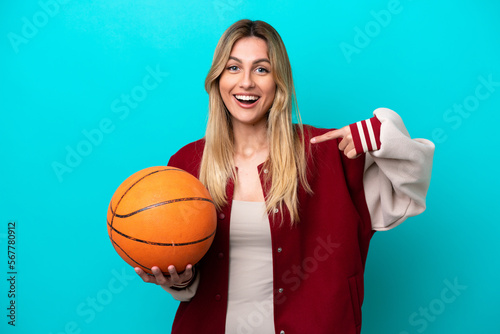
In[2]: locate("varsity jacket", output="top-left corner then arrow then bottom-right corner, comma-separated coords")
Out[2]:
164,108 -> 435,334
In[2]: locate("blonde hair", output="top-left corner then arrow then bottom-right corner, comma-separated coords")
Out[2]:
200,19 -> 311,224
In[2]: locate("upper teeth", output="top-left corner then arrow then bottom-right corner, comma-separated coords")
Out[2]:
235,95 -> 259,101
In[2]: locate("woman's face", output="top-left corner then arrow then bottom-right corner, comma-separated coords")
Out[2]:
219,37 -> 276,128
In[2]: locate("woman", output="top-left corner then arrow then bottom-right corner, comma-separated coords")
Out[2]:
135,19 -> 434,334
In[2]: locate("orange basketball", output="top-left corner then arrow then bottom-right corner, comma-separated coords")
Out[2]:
107,166 -> 216,275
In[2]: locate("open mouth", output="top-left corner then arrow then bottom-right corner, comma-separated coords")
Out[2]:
234,94 -> 260,105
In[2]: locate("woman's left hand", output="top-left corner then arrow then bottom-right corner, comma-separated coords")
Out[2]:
310,125 -> 360,159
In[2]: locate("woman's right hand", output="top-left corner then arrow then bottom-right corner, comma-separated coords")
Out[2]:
134,264 -> 195,289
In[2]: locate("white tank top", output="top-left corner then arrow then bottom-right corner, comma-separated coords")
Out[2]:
225,200 -> 275,334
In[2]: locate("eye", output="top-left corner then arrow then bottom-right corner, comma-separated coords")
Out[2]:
227,65 -> 239,71
256,67 -> 269,74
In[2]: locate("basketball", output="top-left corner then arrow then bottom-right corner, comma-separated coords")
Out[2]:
107,166 -> 217,275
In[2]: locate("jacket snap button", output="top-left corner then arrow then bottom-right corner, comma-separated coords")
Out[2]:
278,288 -> 284,293
218,213 -> 225,220
280,331 -> 285,334
277,247 -> 282,253
263,169 -> 269,174
273,208 -> 279,213
218,252 -> 224,259
215,294 -> 221,301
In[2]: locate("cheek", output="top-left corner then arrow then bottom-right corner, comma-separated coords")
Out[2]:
261,76 -> 276,97
219,73 -> 231,90
270,85 -> 276,99
264,83 -> 276,103
218,76 -> 232,104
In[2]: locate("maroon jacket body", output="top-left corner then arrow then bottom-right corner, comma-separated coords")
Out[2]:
167,125 -> 374,334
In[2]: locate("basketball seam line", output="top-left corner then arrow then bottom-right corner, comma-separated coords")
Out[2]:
110,238 -> 150,270
111,197 -> 215,218
107,219 -> 217,246
108,167 -> 210,275
109,167 -> 188,242
110,238 -> 170,275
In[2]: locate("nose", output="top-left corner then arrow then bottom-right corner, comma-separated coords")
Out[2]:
238,71 -> 255,89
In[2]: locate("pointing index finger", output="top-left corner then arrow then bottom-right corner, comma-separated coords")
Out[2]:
310,128 -> 345,144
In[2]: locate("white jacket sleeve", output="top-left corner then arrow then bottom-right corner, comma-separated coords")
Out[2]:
160,270 -> 200,302
351,108 -> 435,231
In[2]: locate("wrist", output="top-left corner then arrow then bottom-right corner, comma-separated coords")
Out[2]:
349,116 -> 382,155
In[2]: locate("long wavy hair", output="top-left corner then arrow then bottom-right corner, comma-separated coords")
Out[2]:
199,19 -> 311,224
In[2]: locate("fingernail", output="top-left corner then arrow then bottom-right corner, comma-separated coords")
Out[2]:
310,138 -> 316,143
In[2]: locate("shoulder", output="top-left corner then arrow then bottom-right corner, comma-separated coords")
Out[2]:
167,138 -> 205,177
172,138 -> 206,157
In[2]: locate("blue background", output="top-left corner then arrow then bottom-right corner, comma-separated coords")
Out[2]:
1,0 -> 499,333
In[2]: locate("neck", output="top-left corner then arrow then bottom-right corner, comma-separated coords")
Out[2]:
232,120 -> 268,160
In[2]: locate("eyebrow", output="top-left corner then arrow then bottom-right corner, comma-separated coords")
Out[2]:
228,56 -> 271,65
